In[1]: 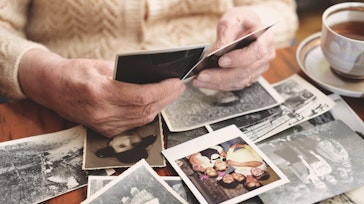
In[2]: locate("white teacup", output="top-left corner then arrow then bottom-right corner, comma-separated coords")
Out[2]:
321,2 -> 364,79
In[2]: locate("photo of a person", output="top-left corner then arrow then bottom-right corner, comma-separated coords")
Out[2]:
244,175 -> 263,191
177,137 -> 280,203
83,117 -> 165,169
187,152 -> 213,173
95,132 -> 157,163
217,174 -> 239,189
232,172 -> 247,184
250,167 -> 271,181
163,126 -> 288,204
225,143 -> 266,176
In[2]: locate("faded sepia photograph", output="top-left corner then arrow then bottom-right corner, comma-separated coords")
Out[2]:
163,125 -> 288,204
83,116 -> 165,169
82,159 -> 188,204
162,77 -> 283,132
0,126 -> 88,204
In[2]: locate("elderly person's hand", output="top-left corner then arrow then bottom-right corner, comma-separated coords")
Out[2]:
19,49 -> 185,138
192,7 -> 275,91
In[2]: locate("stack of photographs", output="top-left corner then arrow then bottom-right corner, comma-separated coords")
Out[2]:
83,74 -> 361,204
3,53 -> 364,203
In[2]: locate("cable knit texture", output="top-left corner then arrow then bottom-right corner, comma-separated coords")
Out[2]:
0,0 -> 298,99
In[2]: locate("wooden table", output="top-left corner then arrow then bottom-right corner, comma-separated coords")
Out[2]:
0,45 -> 363,204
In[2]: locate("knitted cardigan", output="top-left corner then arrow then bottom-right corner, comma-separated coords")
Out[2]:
0,0 -> 298,99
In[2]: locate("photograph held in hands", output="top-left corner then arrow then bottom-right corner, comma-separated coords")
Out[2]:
113,24 -> 274,84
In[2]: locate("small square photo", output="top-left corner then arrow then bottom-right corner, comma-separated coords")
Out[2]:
163,125 -> 288,204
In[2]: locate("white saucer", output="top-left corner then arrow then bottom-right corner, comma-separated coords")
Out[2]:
296,32 -> 364,98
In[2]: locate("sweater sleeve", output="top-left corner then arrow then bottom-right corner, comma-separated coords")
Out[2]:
233,0 -> 299,48
0,0 -> 49,100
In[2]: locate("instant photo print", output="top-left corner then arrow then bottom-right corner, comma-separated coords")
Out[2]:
162,125 -> 288,204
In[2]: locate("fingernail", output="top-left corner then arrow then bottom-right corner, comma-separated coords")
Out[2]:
219,56 -> 231,67
197,73 -> 211,82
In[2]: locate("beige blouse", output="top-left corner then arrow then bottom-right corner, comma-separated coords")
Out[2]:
0,0 -> 298,99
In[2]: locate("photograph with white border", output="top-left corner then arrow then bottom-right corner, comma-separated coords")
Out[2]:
257,119 -> 364,204
0,125 -> 88,204
82,159 -> 188,204
162,125 -> 288,204
87,176 -> 199,203
256,94 -> 364,204
83,116 -> 165,169
162,77 -> 284,132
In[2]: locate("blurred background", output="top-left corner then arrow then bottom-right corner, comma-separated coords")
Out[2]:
295,0 -> 359,43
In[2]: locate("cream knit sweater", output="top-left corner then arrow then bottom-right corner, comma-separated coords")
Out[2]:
0,0 -> 298,99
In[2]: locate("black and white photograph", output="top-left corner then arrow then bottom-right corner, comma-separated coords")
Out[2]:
162,77 -> 284,132
162,176 -> 199,204
256,94 -> 364,204
0,125 -> 88,204
324,94 -> 364,139
83,116 -> 165,169
167,126 -> 209,148
87,176 -> 115,198
114,44 -> 207,84
209,74 -> 336,142
163,125 -> 288,204
87,176 -> 199,203
257,119 -> 364,204
82,159 -> 188,204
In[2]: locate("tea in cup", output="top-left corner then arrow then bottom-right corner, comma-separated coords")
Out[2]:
321,2 -> 364,79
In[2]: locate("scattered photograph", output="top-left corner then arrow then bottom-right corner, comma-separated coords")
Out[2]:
167,126 -> 209,148
82,159 -> 188,204
0,126 -> 88,204
87,176 -> 199,203
163,125 -> 288,204
209,74 -> 336,142
162,77 -> 284,132
257,120 -> 364,204
83,116 -> 165,169
87,176 -> 115,198
162,176 -> 199,204
324,94 -> 364,138
255,94 -> 364,204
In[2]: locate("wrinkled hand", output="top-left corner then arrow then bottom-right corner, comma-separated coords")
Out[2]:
192,7 -> 275,91
19,49 -> 185,137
